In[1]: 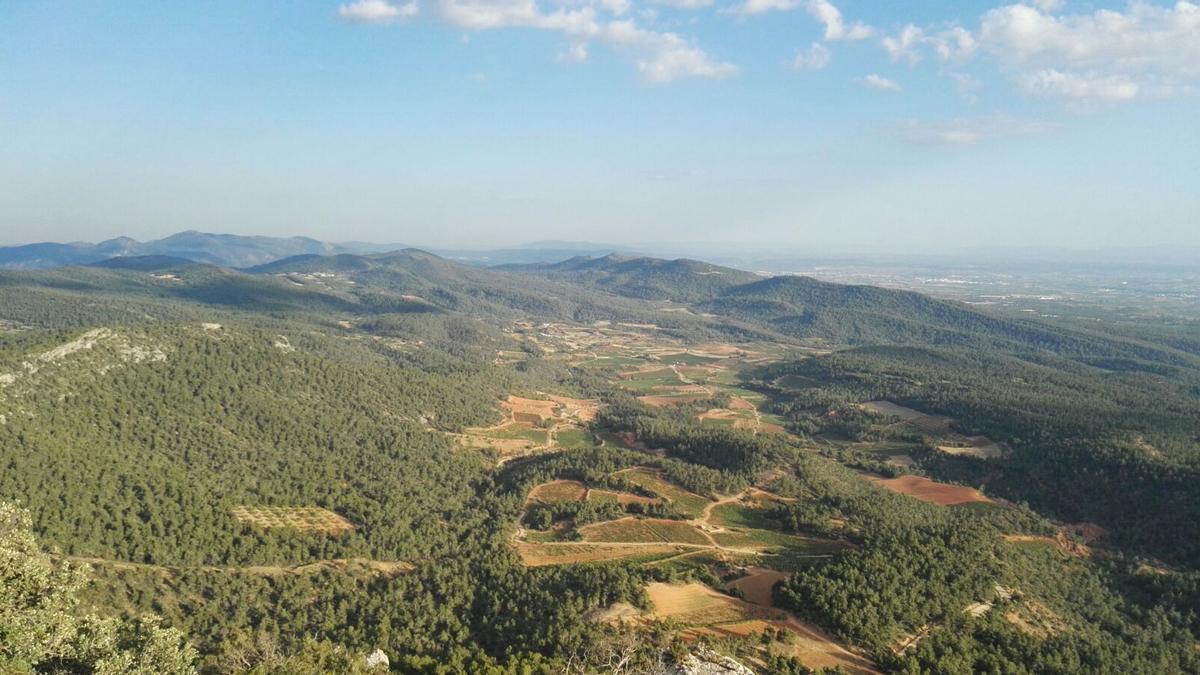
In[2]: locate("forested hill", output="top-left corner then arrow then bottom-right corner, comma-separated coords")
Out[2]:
497,254 -> 760,302
505,254 -> 1200,367
0,231 -> 370,270
0,249 -> 1190,372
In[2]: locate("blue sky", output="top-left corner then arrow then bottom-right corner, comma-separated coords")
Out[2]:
0,0 -> 1196,250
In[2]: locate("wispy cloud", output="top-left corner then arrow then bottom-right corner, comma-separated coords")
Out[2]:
791,42 -> 831,70
338,0 -> 419,24
893,115 -> 1060,145
860,73 -> 901,91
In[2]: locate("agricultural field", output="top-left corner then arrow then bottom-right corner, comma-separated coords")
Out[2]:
580,517 -> 713,546
870,474 -> 993,506
526,479 -> 588,505
514,542 -> 692,567
453,393 -> 601,461
230,506 -> 354,534
613,467 -> 712,517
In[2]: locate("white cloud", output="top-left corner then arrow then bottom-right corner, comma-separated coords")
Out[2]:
1030,0 -> 1065,11
339,0 -> 737,82
873,2 -> 1199,105
728,0 -> 800,15
727,0 -> 873,39
979,1 -> 1200,102
806,0 -> 873,40
882,24 -> 924,63
599,0 -> 632,16
882,23 -> 976,64
792,42 -> 831,70
942,70 -> 983,102
1017,69 -> 1142,102
652,0 -> 715,9
894,115 -> 1059,145
979,2 -> 1200,74
338,0 -> 419,24
559,42 -> 590,63
603,18 -> 739,82
861,73 -> 901,91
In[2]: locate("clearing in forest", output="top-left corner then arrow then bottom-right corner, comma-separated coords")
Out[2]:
727,568 -> 788,606
613,468 -> 712,518
937,436 -> 1008,460
580,517 -> 712,546
526,479 -> 588,505
514,542 -> 689,567
504,396 -> 559,423
870,475 -> 992,506
457,392 -> 599,461
646,582 -> 880,675
587,489 -> 660,506
231,506 -> 354,534
861,400 -> 927,420
646,582 -> 777,625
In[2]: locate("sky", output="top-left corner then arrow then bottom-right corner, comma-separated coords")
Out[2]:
0,0 -> 1197,251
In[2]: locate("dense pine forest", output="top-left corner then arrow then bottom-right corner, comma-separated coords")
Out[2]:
1,251 -> 1198,673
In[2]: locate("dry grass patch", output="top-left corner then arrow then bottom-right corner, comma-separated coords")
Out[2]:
646,582 -> 775,626
938,436 -> 1008,460
231,506 -> 354,534
547,394 -> 601,421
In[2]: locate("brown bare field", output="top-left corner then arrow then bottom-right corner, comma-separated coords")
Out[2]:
728,568 -> 788,606
515,542 -> 688,567
230,506 -> 354,534
871,475 -> 992,506
580,517 -> 711,546
527,480 -> 588,505
503,396 -> 558,421
728,396 -> 755,410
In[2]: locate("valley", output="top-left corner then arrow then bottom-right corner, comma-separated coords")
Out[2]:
1,249 -> 1198,673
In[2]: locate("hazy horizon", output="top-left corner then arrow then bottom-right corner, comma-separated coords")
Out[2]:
2,1 -> 1198,250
